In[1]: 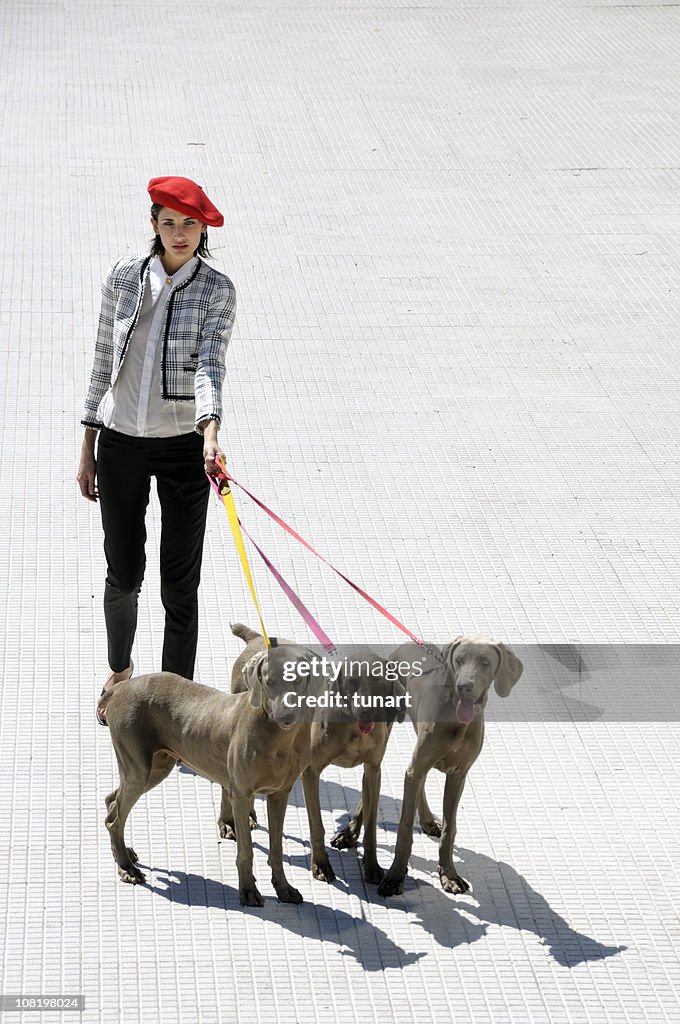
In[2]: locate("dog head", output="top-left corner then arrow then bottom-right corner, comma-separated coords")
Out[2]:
239,644 -> 323,729
441,635 -> 523,724
327,648 -> 409,734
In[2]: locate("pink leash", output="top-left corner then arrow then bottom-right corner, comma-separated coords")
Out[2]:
238,520 -> 337,655
206,460 -> 336,653
215,459 -> 425,649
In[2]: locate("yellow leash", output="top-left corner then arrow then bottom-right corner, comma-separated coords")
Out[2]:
208,459 -> 271,649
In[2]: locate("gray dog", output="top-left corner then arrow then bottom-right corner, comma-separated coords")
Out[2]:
230,624 -> 409,884
100,641 -> 322,907
378,635 -> 523,897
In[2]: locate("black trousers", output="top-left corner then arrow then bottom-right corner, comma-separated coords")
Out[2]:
96,427 -> 210,680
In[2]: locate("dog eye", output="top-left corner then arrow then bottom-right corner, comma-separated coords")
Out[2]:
481,659 -> 490,666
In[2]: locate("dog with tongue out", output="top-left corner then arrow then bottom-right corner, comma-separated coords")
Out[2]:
378,634 -> 524,898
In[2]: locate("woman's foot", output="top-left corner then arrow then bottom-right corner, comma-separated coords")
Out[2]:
96,661 -> 134,726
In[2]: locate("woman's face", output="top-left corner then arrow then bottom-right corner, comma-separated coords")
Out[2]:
151,207 -> 206,272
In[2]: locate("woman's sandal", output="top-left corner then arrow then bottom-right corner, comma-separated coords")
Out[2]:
96,661 -> 134,727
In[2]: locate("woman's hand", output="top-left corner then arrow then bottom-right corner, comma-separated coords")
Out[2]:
77,429 -> 99,501
201,419 -> 225,475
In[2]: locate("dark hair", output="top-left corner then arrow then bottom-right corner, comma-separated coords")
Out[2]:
149,202 -> 213,258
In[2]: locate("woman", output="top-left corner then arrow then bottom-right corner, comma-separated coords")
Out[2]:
76,176 -> 236,724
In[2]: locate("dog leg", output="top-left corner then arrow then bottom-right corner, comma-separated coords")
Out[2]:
331,797 -> 363,850
105,752 -> 176,884
438,772 -> 470,894
378,757 -> 431,897
217,788 -> 235,839
105,788 -> 138,863
218,789 -> 258,840
417,789 -> 442,838
105,780 -> 149,885
360,765 -> 384,884
302,767 -> 336,882
267,790 -> 303,904
232,794 -> 264,907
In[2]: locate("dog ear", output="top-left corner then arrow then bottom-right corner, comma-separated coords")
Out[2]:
441,637 -> 464,674
493,643 -> 523,697
242,650 -> 268,708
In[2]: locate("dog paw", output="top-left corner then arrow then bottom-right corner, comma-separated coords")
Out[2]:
330,826 -> 359,850
420,818 -> 442,839
438,868 -> 470,895
311,859 -> 336,883
239,885 -> 265,908
361,860 -> 385,885
275,883 -> 304,904
377,873 -> 405,898
118,864 -> 146,885
218,819 -> 237,841
219,816 -> 256,840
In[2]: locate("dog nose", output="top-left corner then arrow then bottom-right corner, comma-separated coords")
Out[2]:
456,681 -> 474,698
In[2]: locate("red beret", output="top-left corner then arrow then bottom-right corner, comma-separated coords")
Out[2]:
147,176 -> 224,227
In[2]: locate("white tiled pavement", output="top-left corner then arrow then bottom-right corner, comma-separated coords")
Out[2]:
2,0 -> 680,1021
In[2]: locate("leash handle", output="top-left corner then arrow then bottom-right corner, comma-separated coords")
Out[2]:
216,457 -> 424,648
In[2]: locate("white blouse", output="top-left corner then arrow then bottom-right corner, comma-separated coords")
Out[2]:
96,256 -> 199,437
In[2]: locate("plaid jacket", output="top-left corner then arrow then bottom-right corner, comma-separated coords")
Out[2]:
82,254 -> 236,431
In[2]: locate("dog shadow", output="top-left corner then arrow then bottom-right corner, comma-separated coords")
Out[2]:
132,773 -> 625,969
138,864 -> 425,970
402,847 -> 626,968
281,779 -> 626,968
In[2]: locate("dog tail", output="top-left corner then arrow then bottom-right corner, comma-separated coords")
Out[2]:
230,622 -> 262,644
